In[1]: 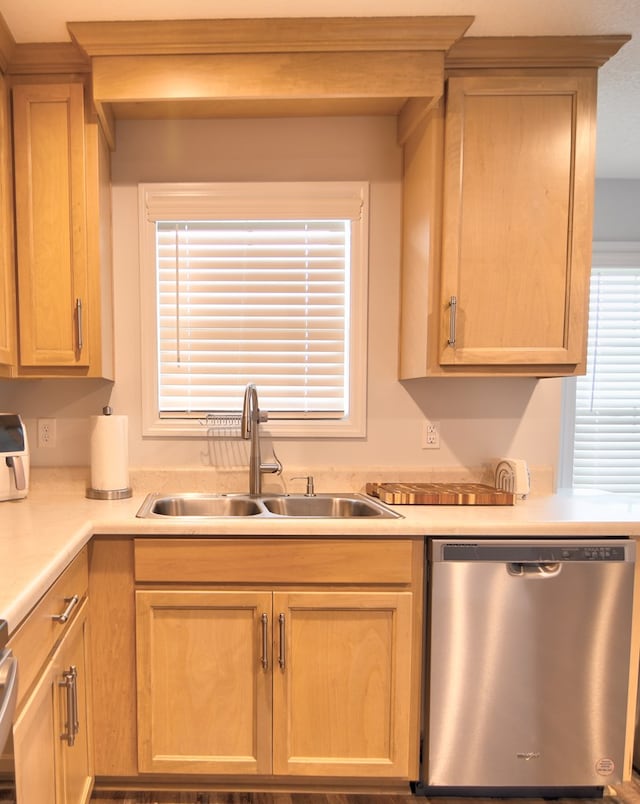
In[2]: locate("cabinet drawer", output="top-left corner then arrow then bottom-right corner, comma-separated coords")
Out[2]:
8,547 -> 88,710
134,538 -> 414,585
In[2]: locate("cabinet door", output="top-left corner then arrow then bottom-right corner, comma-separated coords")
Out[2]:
272,591 -> 413,777
136,589 -> 272,774
440,74 -> 596,368
57,607 -> 93,804
12,658 -> 57,804
12,602 -> 92,804
0,73 -> 16,372
12,82 -> 89,368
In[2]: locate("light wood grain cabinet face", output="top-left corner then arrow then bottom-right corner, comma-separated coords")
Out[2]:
10,80 -> 113,378
136,589 -> 273,775
131,538 -> 421,782
12,661 -> 57,804
12,601 -> 93,804
272,591 -> 412,777
135,587 -> 413,779
12,82 -> 89,369
56,611 -> 93,804
0,73 -> 16,373
439,75 -> 595,370
400,72 -> 597,378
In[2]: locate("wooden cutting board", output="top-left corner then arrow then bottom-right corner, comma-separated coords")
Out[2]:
366,482 -> 516,506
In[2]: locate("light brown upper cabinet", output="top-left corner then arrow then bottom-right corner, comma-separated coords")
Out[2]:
0,72 -> 16,374
11,79 -> 113,378
1,21 -> 629,381
401,72 -> 597,378
441,74 -> 595,371
400,37 -> 629,378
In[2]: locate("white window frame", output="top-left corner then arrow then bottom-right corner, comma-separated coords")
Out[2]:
559,241 -> 640,492
139,181 -> 369,438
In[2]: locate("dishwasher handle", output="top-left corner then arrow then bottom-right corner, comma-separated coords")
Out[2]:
507,561 -> 562,578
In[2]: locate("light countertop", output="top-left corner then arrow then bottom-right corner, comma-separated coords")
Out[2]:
1,473 -> 640,636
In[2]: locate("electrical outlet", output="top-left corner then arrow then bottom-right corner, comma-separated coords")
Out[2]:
422,420 -> 440,449
37,418 -> 57,448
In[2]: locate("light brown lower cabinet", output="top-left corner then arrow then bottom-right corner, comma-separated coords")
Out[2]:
123,537 -> 423,786
136,589 -> 272,776
12,598 -> 93,803
135,588 -> 413,777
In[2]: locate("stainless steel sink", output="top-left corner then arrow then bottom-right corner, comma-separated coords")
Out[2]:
136,492 -> 400,519
261,494 -> 394,518
139,493 -> 264,518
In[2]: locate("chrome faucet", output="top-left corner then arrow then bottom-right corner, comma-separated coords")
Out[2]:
241,383 -> 282,495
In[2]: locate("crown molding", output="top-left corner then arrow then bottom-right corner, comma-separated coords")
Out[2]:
68,16 -> 474,57
446,35 -> 631,70
7,42 -> 89,75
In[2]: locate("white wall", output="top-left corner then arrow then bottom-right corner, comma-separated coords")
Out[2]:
0,115 -> 563,477
594,179 -> 640,241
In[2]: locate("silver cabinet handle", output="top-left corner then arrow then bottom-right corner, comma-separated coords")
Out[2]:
260,613 -> 269,670
52,595 -> 79,624
75,298 -> 83,352
278,613 -> 286,670
60,665 -> 79,747
447,295 -> 457,346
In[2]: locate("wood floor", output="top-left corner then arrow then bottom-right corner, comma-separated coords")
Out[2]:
90,775 -> 640,804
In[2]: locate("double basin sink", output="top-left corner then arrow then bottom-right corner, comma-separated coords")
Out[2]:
136,492 -> 400,520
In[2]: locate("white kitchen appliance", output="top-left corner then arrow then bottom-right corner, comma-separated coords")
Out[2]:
0,414 -> 29,501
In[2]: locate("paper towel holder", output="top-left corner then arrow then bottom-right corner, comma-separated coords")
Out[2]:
86,406 -> 133,500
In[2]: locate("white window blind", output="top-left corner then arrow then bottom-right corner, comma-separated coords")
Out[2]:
572,264 -> 640,493
156,219 -> 350,415
139,182 -> 369,438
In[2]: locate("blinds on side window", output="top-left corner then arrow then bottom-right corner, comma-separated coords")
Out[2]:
573,266 -> 640,493
156,219 -> 349,416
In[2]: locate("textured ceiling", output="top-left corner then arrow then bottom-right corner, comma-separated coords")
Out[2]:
0,0 -> 638,178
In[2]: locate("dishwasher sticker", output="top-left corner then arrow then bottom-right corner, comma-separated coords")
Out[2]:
595,758 -> 615,777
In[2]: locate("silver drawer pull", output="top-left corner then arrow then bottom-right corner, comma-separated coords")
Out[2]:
52,595 -> 79,624
75,298 -> 83,353
60,665 -> 79,747
261,613 -> 269,670
447,295 -> 457,346
278,613 -> 286,670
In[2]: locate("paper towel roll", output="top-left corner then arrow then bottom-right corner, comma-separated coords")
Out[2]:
89,412 -> 131,496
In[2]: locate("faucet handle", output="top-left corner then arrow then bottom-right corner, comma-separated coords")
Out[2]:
261,444 -> 283,477
291,475 -> 315,496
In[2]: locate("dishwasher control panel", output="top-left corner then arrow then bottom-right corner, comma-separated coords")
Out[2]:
566,545 -> 626,561
438,540 -> 632,563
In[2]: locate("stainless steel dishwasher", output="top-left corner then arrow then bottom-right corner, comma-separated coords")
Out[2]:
417,538 -> 636,797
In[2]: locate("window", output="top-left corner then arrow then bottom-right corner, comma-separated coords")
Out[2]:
561,243 -> 640,493
139,182 -> 369,437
